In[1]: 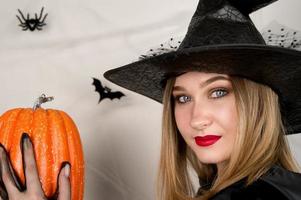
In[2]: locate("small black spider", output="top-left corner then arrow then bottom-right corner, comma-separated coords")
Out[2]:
16,7 -> 48,31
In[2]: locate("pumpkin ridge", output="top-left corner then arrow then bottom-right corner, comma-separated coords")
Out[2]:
33,108 -> 52,196
59,111 -> 77,199
0,108 -> 22,150
48,109 -> 70,197
46,109 -> 55,196
0,113 -> 4,132
11,108 -> 34,185
60,111 -> 83,200
58,110 -> 71,165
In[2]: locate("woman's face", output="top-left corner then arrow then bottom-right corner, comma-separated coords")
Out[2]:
172,71 -> 238,167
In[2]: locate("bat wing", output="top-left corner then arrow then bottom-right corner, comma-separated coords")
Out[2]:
108,91 -> 125,100
92,78 -> 105,103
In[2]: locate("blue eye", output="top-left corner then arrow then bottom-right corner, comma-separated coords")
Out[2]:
211,89 -> 228,98
175,95 -> 191,104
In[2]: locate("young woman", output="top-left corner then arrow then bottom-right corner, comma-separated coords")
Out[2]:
104,0 -> 301,199
157,71 -> 300,199
0,0 -> 301,199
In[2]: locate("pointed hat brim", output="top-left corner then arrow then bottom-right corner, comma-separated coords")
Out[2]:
104,44 -> 301,134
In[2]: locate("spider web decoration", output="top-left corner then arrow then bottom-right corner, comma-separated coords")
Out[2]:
209,5 -> 247,22
261,21 -> 301,50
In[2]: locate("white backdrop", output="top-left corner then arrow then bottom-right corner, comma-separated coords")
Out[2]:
0,0 -> 300,199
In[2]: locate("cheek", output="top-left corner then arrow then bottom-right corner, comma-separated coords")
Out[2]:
217,106 -> 237,129
215,100 -> 238,147
174,107 -> 191,137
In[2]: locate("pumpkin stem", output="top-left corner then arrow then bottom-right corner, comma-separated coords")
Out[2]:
33,94 -> 54,109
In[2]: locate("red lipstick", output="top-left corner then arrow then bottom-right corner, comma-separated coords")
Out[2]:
195,135 -> 221,147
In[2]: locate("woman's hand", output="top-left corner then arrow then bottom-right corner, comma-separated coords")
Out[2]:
0,133 -> 71,200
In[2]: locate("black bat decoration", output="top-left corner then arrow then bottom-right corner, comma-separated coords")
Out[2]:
92,78 -> 125,103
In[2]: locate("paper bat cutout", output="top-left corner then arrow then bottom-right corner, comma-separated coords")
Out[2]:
92,78 -> 125,102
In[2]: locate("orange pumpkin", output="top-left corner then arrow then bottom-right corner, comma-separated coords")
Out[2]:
0,94 -> 84,200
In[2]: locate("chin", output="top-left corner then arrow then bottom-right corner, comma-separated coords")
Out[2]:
197,157 -> 223,164
194,148 -> 228,165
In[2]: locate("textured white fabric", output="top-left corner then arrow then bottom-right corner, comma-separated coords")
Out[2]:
0,0 -> 300,199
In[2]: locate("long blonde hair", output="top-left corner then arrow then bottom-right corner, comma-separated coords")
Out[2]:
157,75 -> 300,200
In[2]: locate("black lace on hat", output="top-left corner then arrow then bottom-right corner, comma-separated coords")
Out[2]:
139,21 -> 301,60
261,21 -> 301,49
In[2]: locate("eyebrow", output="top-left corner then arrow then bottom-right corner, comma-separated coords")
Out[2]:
173,75 -> 230,91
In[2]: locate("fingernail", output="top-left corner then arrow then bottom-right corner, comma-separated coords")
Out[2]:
0,146 -> 4,155
64,164 -> 70,177
0,146 -> 6,158
23,136 -> 31,149
0,146 -> 7,171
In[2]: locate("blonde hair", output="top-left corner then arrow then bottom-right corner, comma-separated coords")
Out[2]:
157,75 -> 300,200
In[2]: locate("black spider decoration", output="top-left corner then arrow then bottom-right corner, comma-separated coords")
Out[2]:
16,7 -> 48,31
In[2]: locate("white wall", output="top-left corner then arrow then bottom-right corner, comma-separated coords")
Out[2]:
0,0 -> 300,199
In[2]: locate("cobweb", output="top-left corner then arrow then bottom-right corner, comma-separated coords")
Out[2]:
138,21 -> 301,60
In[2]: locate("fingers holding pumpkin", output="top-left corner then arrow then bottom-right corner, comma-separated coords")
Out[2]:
0,180 -> 8,200
21,133 -> 45,196
21,133 -> 71,200
0,134 -> 72,200
57,162 -> 71,200
0,144 -> 19,197
0,133 -> 48,200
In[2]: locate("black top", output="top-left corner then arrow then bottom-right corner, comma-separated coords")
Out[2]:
198,165 -> 301,200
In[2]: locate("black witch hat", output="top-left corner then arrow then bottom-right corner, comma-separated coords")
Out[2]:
104,0 -> 301,134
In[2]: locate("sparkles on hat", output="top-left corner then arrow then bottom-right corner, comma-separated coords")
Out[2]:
104,0 -> 301,134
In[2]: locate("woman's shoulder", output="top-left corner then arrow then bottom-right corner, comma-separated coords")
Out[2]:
259,164 -> 301,199
210,165 -> 301,200
210,178 -> 288,200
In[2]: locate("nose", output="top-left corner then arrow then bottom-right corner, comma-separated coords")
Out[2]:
190,102 -> 212,130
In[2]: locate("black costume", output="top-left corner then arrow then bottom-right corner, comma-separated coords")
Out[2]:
201,165 -> 301,199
